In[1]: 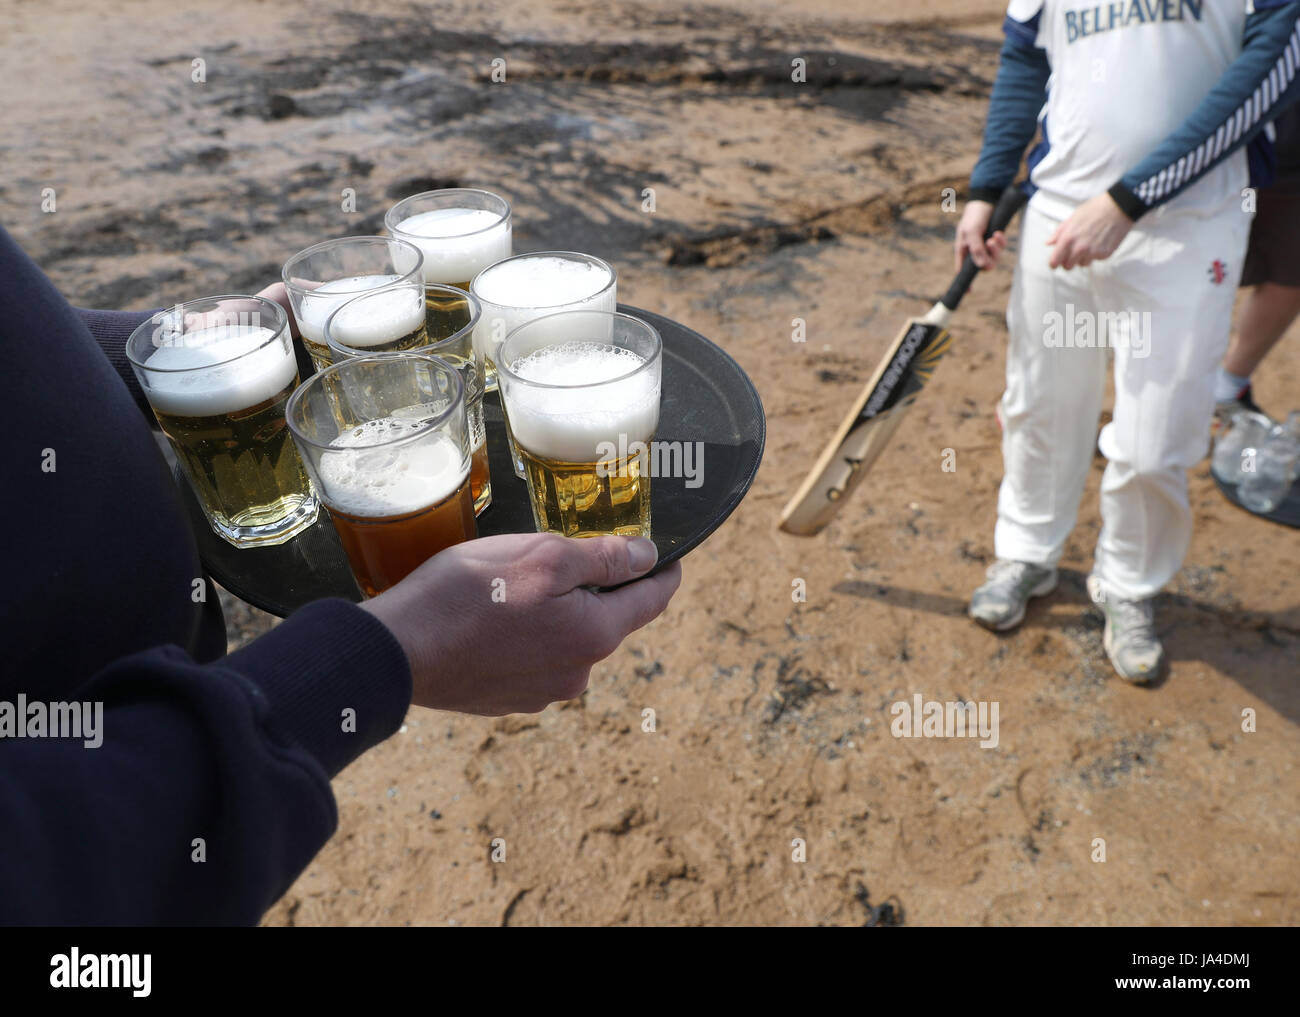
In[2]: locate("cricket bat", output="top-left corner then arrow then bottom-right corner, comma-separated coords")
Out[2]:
779,184 -> 1027,536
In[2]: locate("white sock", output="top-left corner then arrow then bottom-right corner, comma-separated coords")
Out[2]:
1213,368 -> 1251,403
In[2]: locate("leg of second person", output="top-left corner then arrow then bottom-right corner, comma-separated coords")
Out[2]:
972,205 -> 1108,631
994,206 -> 1108,566
1217,187 -> 1300,409
1224,281 -> 1300,378
1089,203 -> 1249,682
1095,208 -> 1248,602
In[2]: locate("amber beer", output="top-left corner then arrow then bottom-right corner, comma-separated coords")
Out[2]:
318,423 -> 475,597
518,442 -> 651,537
424,285 -> 476,339
151,370 -> 310,533
287,353 -> 476,596
499,311 -> 661,539
421,286 -> 491,514
127,297 -> 318,548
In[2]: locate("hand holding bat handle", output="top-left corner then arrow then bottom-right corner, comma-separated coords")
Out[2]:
940,185 -> 1028,312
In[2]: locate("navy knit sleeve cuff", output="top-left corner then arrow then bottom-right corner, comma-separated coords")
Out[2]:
222,598 -> 412,778
968,186 -> 1004,204
76,306 -> 157,341
1107,182 -> 1146,222
75,307 -> 160,419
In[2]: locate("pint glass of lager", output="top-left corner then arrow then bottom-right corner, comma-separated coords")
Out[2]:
127,295 -> 318,548
386,188 -> 511,389
497,310 -> 661,539
286,353 -> 476,597
327,284 -> 492,516
281,236 -> 425,372
470,252 -> 617,474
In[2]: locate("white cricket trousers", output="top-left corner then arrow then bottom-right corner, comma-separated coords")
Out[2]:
995,198 -> 1251,601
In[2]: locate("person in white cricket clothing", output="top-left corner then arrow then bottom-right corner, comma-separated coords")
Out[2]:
955,0 -> 1300,682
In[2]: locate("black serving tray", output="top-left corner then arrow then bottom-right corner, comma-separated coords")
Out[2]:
179,305 -> 766,616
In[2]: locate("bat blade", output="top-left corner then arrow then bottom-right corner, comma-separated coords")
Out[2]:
778,183 -> 1025,537
778,313 -> 952,536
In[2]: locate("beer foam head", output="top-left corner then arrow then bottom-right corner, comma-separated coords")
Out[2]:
472,257 -> 616,365
294,274 -> 404,342
396,208 -> 511,284
316,417 -> 468,517
505,343 -> 659,463
326,286 -> 426,351
143,325 -> 296,417
474,256 -> 613,310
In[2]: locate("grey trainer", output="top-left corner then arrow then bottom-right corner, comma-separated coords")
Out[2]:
1088,576 -> 1165,684
968,559 -> 1058,631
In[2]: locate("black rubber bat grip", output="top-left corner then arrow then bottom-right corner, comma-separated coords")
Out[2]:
939,184 -> 1028,311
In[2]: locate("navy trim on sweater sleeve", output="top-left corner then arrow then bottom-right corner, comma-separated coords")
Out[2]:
224,599 -> 413,779
1112,2 -> 1300,218
0,599 -> 410,925
969,24 -> 1050,200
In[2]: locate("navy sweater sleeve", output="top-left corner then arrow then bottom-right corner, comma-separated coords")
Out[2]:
1110,2 -> 1300,219
969,18 -> 1051,203
1,602 -> 411,925
1,223 -> 413,925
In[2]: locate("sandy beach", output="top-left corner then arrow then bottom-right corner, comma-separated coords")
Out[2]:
4,0 -> 1297,925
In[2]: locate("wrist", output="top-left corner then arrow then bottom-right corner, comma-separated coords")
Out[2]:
359,594 -> 425,703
